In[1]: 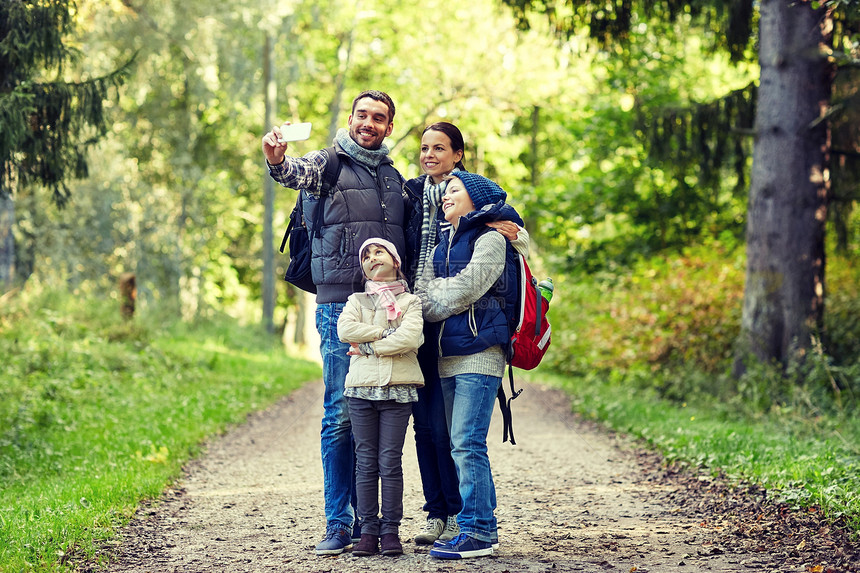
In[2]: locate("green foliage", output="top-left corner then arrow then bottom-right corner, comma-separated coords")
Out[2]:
515,17 -> 757,273
544,239 -> 745,379
825,219 -> 860,360
544,238 -> 860,410
540,368 -> 860,532
0,284 -> 320,572
499,0 -> 757,62
0,0 -> 132,202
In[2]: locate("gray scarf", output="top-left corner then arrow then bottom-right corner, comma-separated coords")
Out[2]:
335,128 -> 390,170
416,167 -> 461,278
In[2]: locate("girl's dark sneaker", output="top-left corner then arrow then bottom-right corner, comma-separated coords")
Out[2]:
380,533 -> 403,556
352,533 -> 379,556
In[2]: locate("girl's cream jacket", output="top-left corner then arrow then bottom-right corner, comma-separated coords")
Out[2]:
337,291 -> 425,388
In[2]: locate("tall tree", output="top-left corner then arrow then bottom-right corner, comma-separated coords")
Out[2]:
0,0 -> 130,291
501,0 -> 859,371
738,1 -> 832,372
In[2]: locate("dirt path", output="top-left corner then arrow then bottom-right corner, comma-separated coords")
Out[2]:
101,380 -> 859,573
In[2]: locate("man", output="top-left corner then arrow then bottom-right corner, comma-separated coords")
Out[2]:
262,90 -> 419,555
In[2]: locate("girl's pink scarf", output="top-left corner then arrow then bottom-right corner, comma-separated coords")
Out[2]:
365,280 -> 408,321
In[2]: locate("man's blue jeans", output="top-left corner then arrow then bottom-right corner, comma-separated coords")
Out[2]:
316,302 -> 356,532
440,372 -> 501,543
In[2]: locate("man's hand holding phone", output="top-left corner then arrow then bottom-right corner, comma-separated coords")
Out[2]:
262,122 -> 312,166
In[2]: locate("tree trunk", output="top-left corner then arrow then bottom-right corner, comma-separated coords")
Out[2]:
263,33 -> 276,334
0,193 -> 14,291
735,0 -> 833,374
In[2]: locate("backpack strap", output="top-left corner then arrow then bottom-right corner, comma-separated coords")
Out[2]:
319,146 -> 342,195
498,363 -> 523,445
311,146 -> 342,236
279,193 -> 302,254
279,146 -> 341,254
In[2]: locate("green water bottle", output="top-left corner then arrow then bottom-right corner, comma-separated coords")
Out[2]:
537,277 -> 554,303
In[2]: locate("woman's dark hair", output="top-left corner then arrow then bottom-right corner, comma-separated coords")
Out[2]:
423,122 -> 466,171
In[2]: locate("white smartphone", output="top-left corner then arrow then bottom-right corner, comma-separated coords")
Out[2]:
277,122 -> 312,142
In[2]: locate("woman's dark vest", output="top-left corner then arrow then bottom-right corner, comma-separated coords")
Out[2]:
303,144 -> 410,303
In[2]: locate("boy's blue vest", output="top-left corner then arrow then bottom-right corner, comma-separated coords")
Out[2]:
432,201 -> 524,358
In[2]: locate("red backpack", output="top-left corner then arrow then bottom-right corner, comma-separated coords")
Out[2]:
510,253 -> 552,370
497,251 -> 552,445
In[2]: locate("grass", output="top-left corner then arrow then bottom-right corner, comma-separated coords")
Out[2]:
0,287 -> 321,572
533,367 -> 860,534
533,240 -> 860,535
3,238 -> 860,571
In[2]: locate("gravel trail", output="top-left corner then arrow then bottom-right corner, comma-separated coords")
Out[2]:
102,380 -> 858,573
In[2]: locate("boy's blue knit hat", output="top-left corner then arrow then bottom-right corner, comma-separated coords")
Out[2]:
453,172 -> 507,210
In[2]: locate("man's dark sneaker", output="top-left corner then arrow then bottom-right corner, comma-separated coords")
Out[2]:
351,523 -> 362,543
380,533 -> 403,556
314,528 -> 353,556
351,533 -> 379,557
429,533 -> 493,559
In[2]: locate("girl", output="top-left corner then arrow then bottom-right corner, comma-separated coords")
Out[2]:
415,172 -> 522,559
337,238 -> 425,556
405,123 -> 529,546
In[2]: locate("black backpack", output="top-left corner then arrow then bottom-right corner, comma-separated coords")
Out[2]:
278,147 -> 342,293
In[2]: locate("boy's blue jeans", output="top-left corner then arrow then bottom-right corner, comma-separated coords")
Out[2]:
316,302 -> 357,532
440,372 -> 501,543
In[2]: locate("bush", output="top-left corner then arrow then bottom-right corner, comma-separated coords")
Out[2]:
545,241 -> 860,411
546,240 -> 745,377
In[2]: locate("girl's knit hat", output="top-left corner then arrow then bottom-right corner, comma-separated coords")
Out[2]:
358,237 -> 401,276
453,172 -> 507,210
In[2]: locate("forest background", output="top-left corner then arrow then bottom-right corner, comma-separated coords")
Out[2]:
2,0 -> 860,570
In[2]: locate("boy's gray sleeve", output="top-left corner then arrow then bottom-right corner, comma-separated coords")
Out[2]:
419,231 -> 507,322
511,225 -> 530,259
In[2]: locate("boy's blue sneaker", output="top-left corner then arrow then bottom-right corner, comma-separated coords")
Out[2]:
315,528 -> 353,555
434,536 -> 498,550
429,533 -> 494,559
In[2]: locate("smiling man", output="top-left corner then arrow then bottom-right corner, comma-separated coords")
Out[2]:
262,90 -> 420,556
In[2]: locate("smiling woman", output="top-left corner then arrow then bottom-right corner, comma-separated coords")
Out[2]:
420,124 -> 466,184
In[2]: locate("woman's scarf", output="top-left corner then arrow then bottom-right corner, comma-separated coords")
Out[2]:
416,167 -> 461,278
335,128 -> 390,169
365,279 -> 408,321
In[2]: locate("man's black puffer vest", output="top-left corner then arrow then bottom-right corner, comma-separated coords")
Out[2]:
302,143 -> 409,303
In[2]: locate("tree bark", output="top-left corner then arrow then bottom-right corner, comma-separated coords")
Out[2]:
0,194 -> 14,291
263,33 -> 276,334
736,0 -> 833,373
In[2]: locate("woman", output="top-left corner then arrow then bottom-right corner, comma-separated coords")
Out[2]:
405,123 -> 528,546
